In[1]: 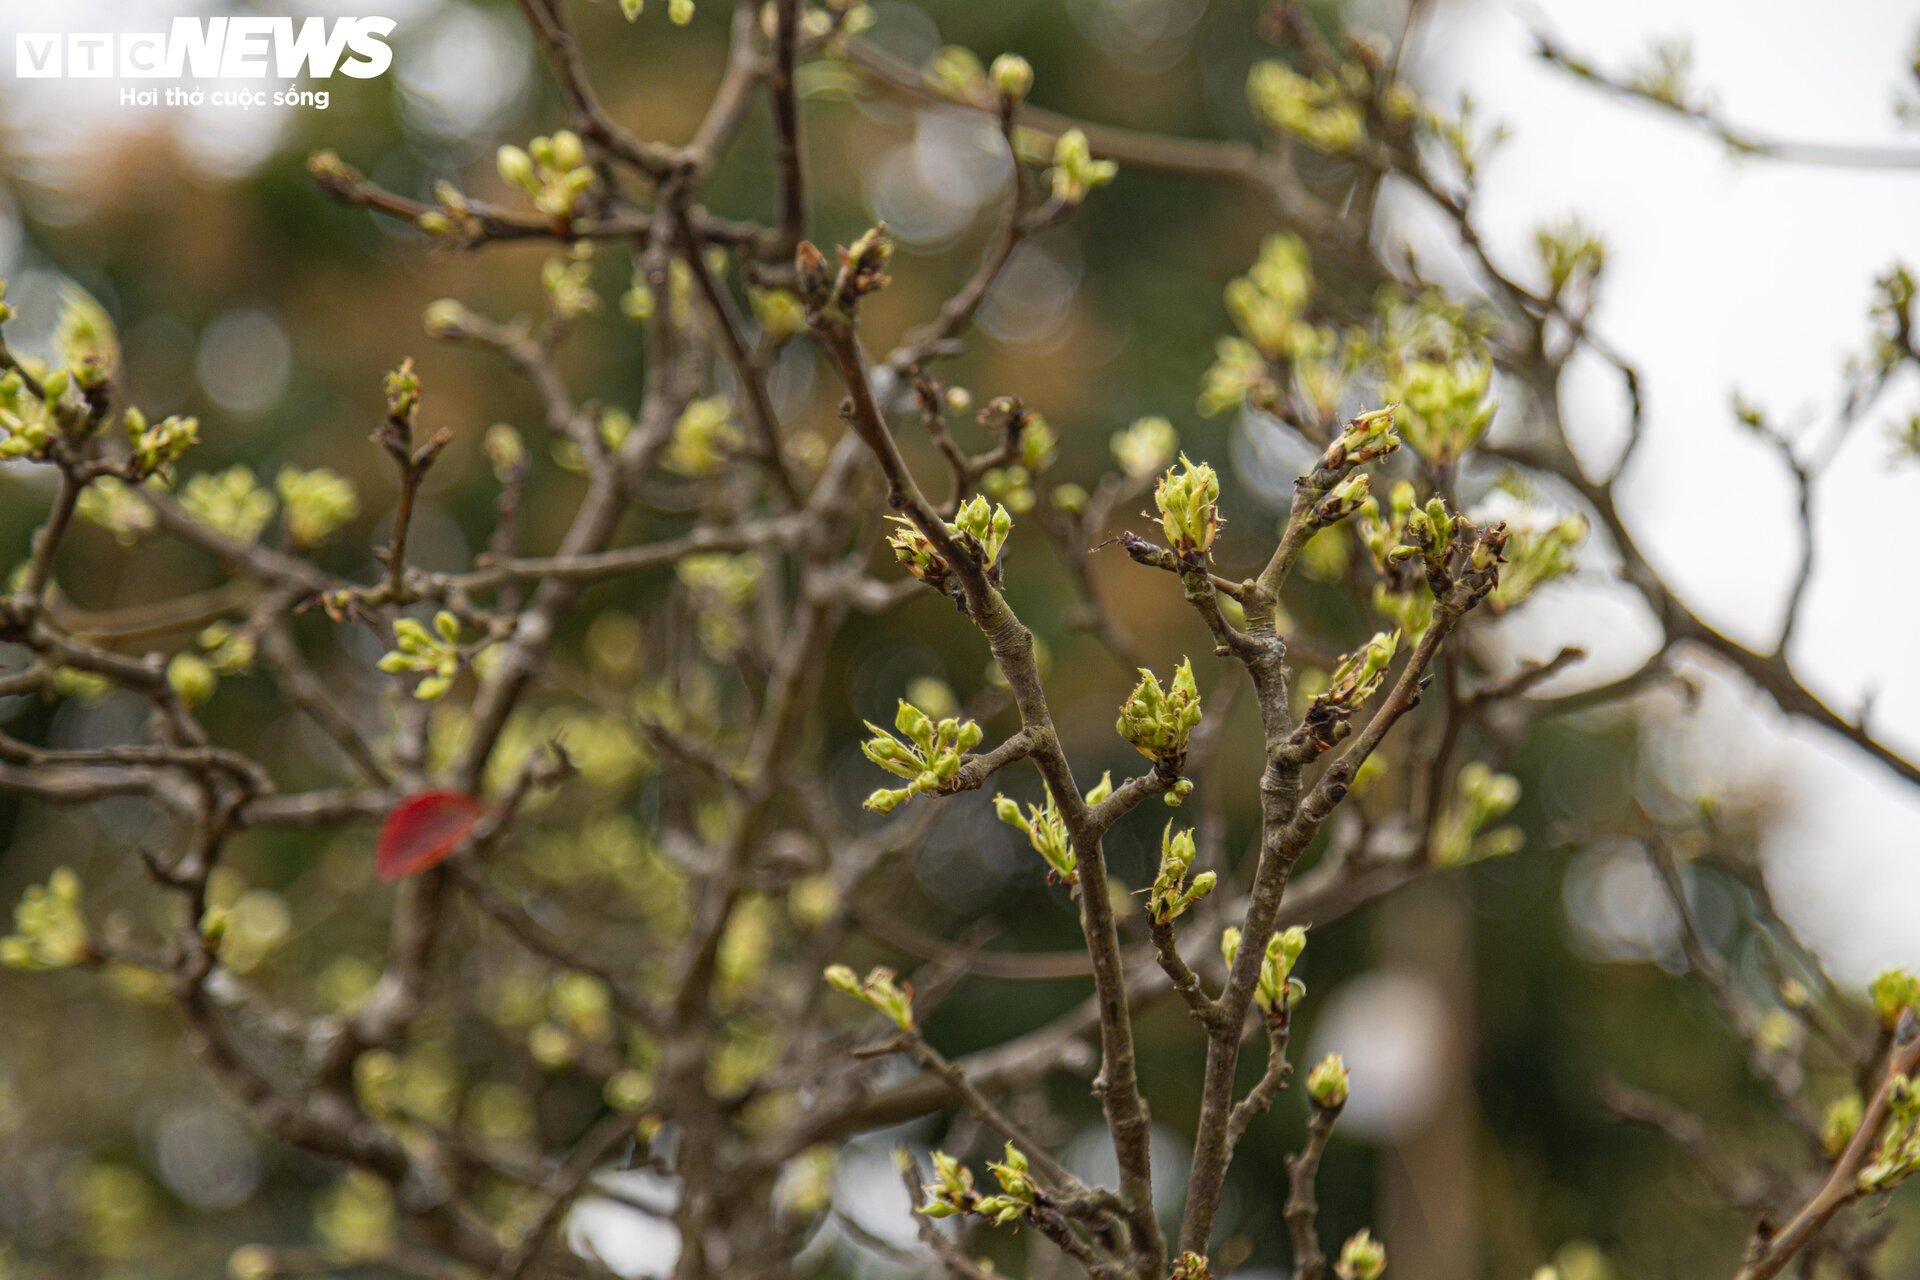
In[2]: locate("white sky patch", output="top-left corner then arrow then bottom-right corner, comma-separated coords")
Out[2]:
1396,0 -> 1920,984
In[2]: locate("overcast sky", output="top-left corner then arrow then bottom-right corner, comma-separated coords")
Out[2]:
1378,0 -> 1920,985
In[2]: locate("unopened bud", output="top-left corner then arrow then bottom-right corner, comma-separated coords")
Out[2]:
166,652 -> 217,709
550,129 -> 586,172
1306,1053 -> 1349,1109
794,240 -> 831,307
989,54 -> 1033,104
496,145 -> 536,191
1336,1228 -> 1386,1280
422,299 -> 471,338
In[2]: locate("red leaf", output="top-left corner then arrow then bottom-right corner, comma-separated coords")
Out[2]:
377,790 -> 485,883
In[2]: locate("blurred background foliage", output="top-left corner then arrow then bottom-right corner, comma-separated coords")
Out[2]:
0,1 -> 1906,1277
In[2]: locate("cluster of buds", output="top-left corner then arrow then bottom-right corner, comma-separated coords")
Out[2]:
1248,60 -> 1368,155
1624,39 -> 1694,110
756,0 -> 872,41
1289,630 -> 1401,750
823,964 -> 914,1029
542,245 -> 600,322
1112,415 -> 1179,481
383,359 -> 421,426
1172,1254 -> 1214,1280
860,700 -> 985,814
976,1144 -> 1040,1225
1388,492 -> 1463,588
921,47 -> 1034,109
1351,483 -> 1428,602
1383,355 -> 1496,465
1489,516 -> 1586,613
838,224 -> 893,297
123,406 -> 199,477
198,621 -> 258,676
180,467 -> 276,545
275,467 -> 359,546
1224,233 -> 1314,360
496,130 -> 595,221
1,868 -> 91,971
1146,823 -> 1217,925
1335,1228 -> 1388,1280
1378,493 -> 1509,606
887,520 -> 949,589
888,495 -> 1013,596
1049,129 -> 1118,206
1465,520 -> 1511,588
1860,1074 -> 1920,1194
795,224 -> 894,318
749,288 -> 807,344
0,369 -> 59,461
952,495 -> 1013,568
1307,1053 -> 1350,1110
1321,405 -> 1401,473
1154,455 -> 1222,558
1198,336 -> 1275,419
1872,969 -> 1920,1030
46,289 -> 113,400
1327,631 -> 1399,709
1434,762 -> 1524,868
922,45 -> 989,104
76,476 -> 160,546
995,774 -> 1105,885
664,396 -> 742,477
1316,472 -> 1372,524
377,611 -> 469,701
920,1145 -> 1040,1227
1117,659 -> 1203,768
1221,924 -> 1307,1016
1356,481 -> 1416,572
167,651 -> 217,709
1873,266 -> 1918,375
1534,217 -> 1607,300
414,179 -> 488,241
